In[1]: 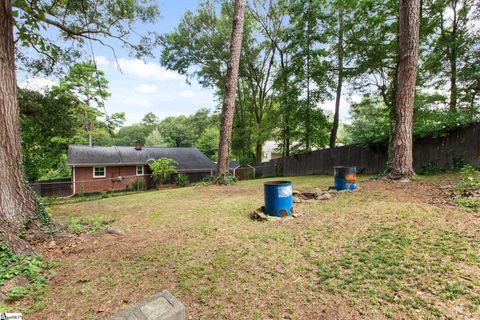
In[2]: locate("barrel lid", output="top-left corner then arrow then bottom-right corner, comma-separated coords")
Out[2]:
264,180 -> 292,186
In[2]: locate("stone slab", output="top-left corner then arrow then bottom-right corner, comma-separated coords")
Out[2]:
109,291 -> 185,320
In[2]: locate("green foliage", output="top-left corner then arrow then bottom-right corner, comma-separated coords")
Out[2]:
418,163 -> 444,175
149,158 -> 178,184
116,124 -> 151,146
18,88 -> 80,181
115,109 -> 217,151
455,165 -> 480,194
0,241 -> 51,302
422,0 -> 479,112
66,215 -> 115,234
453,197 -> 480,212
161,2 -> 280,160
345,93 -> 479,146
131,178 -> 147,191
345,96 -> 390,145
453,165 -> 480,212
175,173 -> 190,187
196,126 -> 219,161
19,60 -> 118,181
13,0 -> 160,74
145,128 -> 167,147
38,154 -> 71,181
214,172 -> 238,185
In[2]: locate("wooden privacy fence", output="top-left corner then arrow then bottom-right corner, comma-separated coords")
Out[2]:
254,123 -> 480,177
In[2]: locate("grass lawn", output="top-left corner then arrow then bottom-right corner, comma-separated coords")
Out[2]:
11,175 -> 480,319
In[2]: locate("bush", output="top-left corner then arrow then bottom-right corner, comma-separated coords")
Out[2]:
148,157 -> 177,184
193,173 -> 238,186
214,172 -> 238,185
450,154 -> 467,171
418,163 -> 443,175
175,173 -> 189,187
131,178 -> 147,191
201,175 -> 214,183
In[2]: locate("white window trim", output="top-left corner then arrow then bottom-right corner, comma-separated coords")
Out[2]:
93,166 -> 106,178
136,165 -> 144,176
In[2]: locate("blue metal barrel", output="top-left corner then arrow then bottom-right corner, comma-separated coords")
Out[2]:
334,166 -> 357,191
264,181 -> 293,217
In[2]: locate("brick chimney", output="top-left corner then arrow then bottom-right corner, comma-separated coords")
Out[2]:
134,140 -> 143,151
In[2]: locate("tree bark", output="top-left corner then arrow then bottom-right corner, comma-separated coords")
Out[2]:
388,0 -> 420,180
216,0 -> 247,176
305,11 -> 311,152
255,142 -> 262,163
448,1 -> 458,113
0,0 -> 39,254
329,7 -> 344,148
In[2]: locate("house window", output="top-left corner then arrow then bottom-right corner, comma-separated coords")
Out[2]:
136,165 -> 144,176
93,167 -> 106,178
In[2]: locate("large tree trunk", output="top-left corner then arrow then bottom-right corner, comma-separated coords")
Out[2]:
329,7 -> 344,148
216,0 -> 247,176
0,0 -> 39,254
388,0 -> 420,180
255,142 -> 262,163
449,5 -> 458,113
279,51 -> 291,157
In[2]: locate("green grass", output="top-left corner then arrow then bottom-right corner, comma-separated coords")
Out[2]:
11,174 -> 480,319
65,214 -> 115,234
315,227 -> 479,317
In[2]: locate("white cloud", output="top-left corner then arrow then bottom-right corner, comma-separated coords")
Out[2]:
122,96 -> 154,108
19,77 -> 57,93
117,58 -> 183,81
135,84 -> 158,93
179,89 -> 196,98
94,56 -> 110,68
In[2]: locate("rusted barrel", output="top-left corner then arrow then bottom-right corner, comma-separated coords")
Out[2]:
334,166 -> 357,191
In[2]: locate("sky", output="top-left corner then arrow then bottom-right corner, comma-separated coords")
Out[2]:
18,0 -> 353,126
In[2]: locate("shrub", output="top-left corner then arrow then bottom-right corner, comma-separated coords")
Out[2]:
214,172 -> 238,185
450,154 -> 467,171
201,175 -> 214,183
418,163 -> 443,175
175,173 -> 189,187
131,178 -> 147,191
148,158 -> 178,184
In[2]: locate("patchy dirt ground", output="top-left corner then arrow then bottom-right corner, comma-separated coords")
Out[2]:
8,174 -> 480,319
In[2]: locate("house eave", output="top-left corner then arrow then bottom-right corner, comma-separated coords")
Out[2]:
68,163 -> 215,172
68,162 -> 146,167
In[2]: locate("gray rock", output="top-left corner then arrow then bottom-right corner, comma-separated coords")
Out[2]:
53,231 -> 76,242
317,192 -> 332,200
109,290 -> 185,320
106,226 -> 125,236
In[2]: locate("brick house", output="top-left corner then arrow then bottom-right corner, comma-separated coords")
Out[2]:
67,142 -> 216,194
